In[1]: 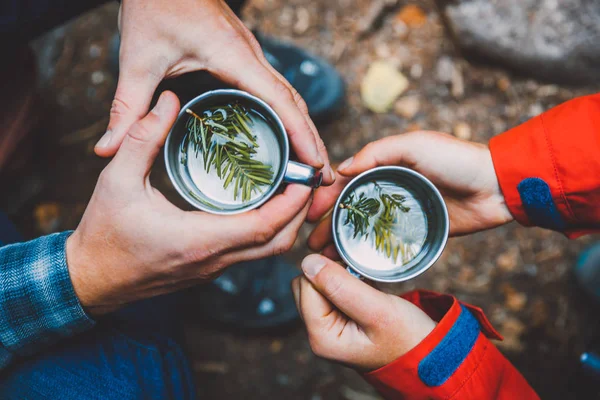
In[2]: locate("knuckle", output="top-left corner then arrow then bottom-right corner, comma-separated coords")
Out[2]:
321,273 -> 344,301
273,80 -> 295,103
291,88 -> 309,115
125,120 -> 154,145
253,223 -> 277,245
362,141 -> 377,155
272,235 -> 297,256
307,334 -> 330,359
110,97 -> 132,118
98,166 -> 119,188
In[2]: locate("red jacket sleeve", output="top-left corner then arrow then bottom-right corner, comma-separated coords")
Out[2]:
489,93 -> 600,238
363,290 -> 539,400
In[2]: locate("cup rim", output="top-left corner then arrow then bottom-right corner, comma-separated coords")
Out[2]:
331,166 -> 450,282
164,89 -> 290,215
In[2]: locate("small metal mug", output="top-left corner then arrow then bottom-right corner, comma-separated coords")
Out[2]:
164,89 -> 322,214
332,166 -> 449,282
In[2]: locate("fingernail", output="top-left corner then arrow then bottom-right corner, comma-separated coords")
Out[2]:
151,93 -> 169,117
326,165 -> 336,182
302,254 -> 327,279
316,151 -> 325,167
338,156 -> 354,171
95,130 -> 112,148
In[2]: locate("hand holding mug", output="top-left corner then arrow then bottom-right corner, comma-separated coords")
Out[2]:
292,254 -> 436,371
307,132 -> 513,257
68,91 -> 312,316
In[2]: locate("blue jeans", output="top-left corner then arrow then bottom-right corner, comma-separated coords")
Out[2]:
0,214 -> 196,399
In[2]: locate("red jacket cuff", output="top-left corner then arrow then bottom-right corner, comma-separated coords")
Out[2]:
363,290 -> 538,400
363,290 -> 501,399
490,94 -> 600,238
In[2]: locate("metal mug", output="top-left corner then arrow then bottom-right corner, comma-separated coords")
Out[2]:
164,89 -> 322,214
332,166 -> 449,282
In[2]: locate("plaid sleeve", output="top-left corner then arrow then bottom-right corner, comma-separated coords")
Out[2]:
0,231 -> 95,369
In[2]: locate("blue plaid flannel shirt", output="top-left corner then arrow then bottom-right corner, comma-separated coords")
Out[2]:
0,231 -> 95,369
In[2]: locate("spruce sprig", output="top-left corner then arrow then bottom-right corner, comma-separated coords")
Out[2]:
340,189 -> 412,264
339,193 -> 381,238
180,103 -> 275,202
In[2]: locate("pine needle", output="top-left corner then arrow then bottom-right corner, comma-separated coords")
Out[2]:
181,103 -> 275,202
340,189 -> 413,264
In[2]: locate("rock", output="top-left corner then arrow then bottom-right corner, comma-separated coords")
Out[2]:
530,298 -> 549,327
375,43 -> 392,59
356,0 -> 399,38
361,61 -> 409,113
340,386 -> 382,400
194,361 -> 229,374
395,5 -> 427,27
394,96 -> 420,119
503,287 -> 528,312
34,203 -> 61,234
451,64 -> 465,98
278,6 -> 294,28
453,122 -> 472,140
91,70 -> 105,85
269,339 -> 283,354
435,0 -> 600,84
496,247 -> 520,272
392,20 -> 409,38
293,7 -> 311,35
528,103 -> 544,117
409,63 -> 423,79
537,84 -> 560,97
496,76 -> 511,92
497,317 -> 526,352
88,44 -> 102,59
436,56 -> 455,83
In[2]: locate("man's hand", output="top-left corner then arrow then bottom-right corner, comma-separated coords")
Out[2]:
68,91 -> 312,316
292,254 -> 436,371
307,131 -> 513,257
94,0 -> 334,184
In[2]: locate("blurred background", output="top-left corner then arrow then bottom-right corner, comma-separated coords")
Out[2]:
4,0 -> 600,398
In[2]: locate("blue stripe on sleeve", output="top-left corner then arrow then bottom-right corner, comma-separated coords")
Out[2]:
418,305 -> 480,387
517,177 -> 566,231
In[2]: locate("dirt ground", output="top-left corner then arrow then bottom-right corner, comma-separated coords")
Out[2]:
5,0 -> 600,398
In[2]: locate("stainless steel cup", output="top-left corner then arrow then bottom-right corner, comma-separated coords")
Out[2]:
164,89 -> 322,214
332,166 -> 449,282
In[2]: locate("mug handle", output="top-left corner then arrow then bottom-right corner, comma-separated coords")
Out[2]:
346,266 -> 364,280
283,161 -> 323,188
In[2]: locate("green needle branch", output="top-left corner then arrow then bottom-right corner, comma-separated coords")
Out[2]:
340,190 -> 413,264
180,103 -> 275,202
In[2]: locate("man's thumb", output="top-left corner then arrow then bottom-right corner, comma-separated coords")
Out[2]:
95,72 -> 160,157
111,91 -> 180,179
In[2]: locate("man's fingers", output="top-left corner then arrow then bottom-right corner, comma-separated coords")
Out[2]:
194,184 -> 311,257
110,91 -> 180,179
298,275 -> 335,329
291,276 -> 302,320
217,195 -> 311,265
96,68 -> 162,158
307,173 -> 351,222
307,214 -> 333,251
321,244 -> 340,261
211,50 -> 335,185
300,254 -> 391,328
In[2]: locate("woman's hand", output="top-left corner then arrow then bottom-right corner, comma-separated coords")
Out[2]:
69,91 -> 312,316
307,131 -> 513,257
95,0 -> 334,184
292,254 -> 436,371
